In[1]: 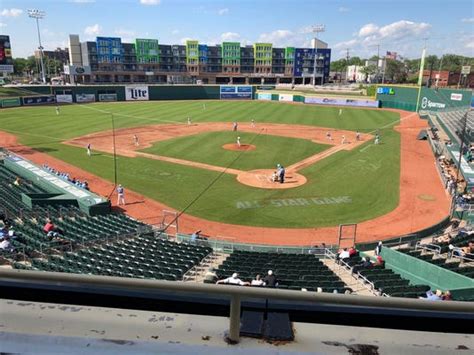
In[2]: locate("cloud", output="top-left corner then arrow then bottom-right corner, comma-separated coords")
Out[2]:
338,6 -> 350,12
258,30 -> 294,46
171,29 -> 180,35
140,0 -> 160,5
221,32 -> 240,41
180,37 -> 193,44
358,23 -> 379,37
0,22 -> 6,28
218,8 -> 229,15
461,17 -> 474,23
84,24 -> 102,36
0,8 -> 23,17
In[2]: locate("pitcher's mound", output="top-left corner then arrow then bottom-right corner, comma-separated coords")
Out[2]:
237,169 -> 307,189
222,143 -> 256,151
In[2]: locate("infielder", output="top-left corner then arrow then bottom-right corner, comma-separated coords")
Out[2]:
133,134 -> 139,146
251,119 -> 255,128
356,131 -> 361,141
187,117 -> 192,125
326,131 -> 332,141
237,136 -> 241,147
232,122 -> 238,131
86,143 -> 91,157
341,135 -> 346,144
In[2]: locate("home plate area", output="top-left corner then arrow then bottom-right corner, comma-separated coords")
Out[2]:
237,169 -> 307,189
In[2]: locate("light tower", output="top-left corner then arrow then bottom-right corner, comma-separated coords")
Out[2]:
28,9 -> 47,84
311,24 -> 325,86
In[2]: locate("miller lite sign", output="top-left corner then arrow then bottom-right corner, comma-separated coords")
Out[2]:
125,86 -> 149,101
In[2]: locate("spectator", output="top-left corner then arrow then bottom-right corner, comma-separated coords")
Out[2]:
43,219 -> 63,239
0,236 -> 13,252
375,255 -> 385,267
421,290 -> 442,301
263,270 -> 278,287
375,241 -> 383,256
352,256 -> 372,275
190,230 -> 201,243
337,248 -> 350,263
204,267 -> 217,283
348,246 -> 358,257
216,273 -> 249,286
442,290 -> 452,301
250,274 -> 265,286
13,176 -> 21,186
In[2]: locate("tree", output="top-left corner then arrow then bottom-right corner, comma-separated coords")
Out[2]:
384,59 -> 407,83
360,64 -> 377,82
348,56 -> 363,66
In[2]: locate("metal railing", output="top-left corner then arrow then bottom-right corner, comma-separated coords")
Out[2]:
416,242 -> 442,256
1,268 -> 473,343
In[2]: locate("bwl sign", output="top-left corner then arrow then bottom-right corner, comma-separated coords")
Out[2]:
125,86 -> 149,101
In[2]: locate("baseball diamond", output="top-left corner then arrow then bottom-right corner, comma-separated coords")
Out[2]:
0,100 -> 450,245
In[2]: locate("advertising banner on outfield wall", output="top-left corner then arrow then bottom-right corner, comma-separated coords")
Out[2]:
220,85 -> 253,99
278,94 -> 293,102
98,94 -> 118,102
304,97 -> 379,108
22,96 -> 56,106
56,94 -> 73,103
1,98 -> 21,108
125,86 -> 149,101
257,93 -> 272,100
76,93 -> 96,103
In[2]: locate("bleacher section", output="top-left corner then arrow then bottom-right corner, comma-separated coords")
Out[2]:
436,110 -> 473,145
212,250 -> 348,293
398,231 -> 474,279
13,235 -> 212,281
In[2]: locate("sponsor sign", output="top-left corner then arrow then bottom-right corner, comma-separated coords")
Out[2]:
278,94 -> 293,102
376,87 -> 395,95
420,96 -> 446,110
98,93 -> 117,102
76,93 -> 96,103
220,85 -> 252,99
304,97 -> 379,108
461,66 -> 471,75
257,93 -> 272,101
236,196 -> 352,209
22,96 -> 56,106
56,94 -> 73,103
0,64 -> 13,73
125,86 -> 149,101
256,85 -> 276,90
1,98 -> 21,108
63,65 -> 91,75
0,35 -> 13,73
450,93 -> 463,101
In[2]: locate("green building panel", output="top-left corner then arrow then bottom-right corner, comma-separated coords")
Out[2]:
285,47 -> 295,65
135,38 -> 159,64
254,43 -> 272,66
186,40 -> 199,65
222,42 -> 241,65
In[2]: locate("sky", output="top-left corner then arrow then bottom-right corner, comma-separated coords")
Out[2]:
1,0 -> 473,60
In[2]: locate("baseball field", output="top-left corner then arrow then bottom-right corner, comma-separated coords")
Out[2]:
0,100 -> 450,243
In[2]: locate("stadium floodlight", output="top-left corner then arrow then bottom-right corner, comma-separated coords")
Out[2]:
28,9 -> 47,84
312,24 -> 325,86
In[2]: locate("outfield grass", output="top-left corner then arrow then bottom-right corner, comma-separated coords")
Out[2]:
0,101 -> 401,228
142,131 -> 329,171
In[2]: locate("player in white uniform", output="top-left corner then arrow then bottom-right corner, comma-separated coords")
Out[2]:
237,136 -> 241,147
187,117 -> 192,125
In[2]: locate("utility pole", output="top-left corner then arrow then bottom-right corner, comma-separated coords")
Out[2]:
311,24 -> 325,86
345,48 -> 350,83
376,44 -> 380,83
28,9 -> 47,84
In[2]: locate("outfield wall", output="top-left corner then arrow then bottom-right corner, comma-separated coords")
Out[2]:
375,85 -> 472,112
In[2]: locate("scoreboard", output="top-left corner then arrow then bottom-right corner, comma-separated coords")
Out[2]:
0,35 -> 13,73
220,85 -> 253,99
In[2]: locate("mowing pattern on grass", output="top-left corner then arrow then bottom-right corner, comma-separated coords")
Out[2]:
0,101 -> 401,228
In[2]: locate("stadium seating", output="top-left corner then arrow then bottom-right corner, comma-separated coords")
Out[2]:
356,265 -> 431,298
13,234 -> 212,281
213,250 -> 348,293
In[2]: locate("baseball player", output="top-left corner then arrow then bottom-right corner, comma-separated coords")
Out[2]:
237,136 -> 241,147
133,134 -> 139,146
203,103 -> 206,110
117,184 -> 125,205
232,122 -> 238,131
86,143 -> 91,157
374,134 -> 380,145
356,131 -> 361,141
341,135 -> 346,144
55,106 -> 60,115
187,117 -> 192,125
339,108 -> 343,116
326,131 -> 332,141
251,119 -> 255,128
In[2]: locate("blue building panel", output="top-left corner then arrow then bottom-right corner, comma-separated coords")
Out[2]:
198,44 -> 208,64
294,47 -> 331,83
96,36 -> 123,63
